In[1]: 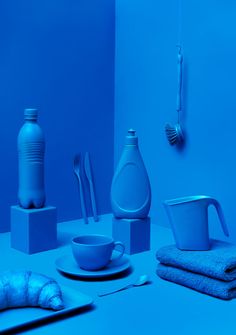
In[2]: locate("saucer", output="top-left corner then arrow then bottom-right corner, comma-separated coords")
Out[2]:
55,253 -> 131,278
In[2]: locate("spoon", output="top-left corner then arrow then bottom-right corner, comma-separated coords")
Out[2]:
97,274 -> 150,297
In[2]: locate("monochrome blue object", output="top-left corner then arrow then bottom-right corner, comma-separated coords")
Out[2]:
71,235 -> 125,271
0,270 -> 64,311
18,109 -> 45,209
165,46 -> 184,146
84,152 -> 99,222
11,205 -> 57,254
111,129 -> 151,219
55,253 -> 130,279
112,217 -> 150,254
0,285 -> 93,334
156,240 -> 236,281
157,263 -> 236,300
73,154 -> 88,224
163,195 -> 229,250
165,123 -> 184,146
98,274 -> 149,297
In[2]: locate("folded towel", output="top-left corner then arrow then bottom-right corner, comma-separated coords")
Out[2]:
156,240 -> 236,281
157,263 -> 236,300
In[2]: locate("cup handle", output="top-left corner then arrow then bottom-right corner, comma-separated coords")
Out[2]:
112,241 -> 125,261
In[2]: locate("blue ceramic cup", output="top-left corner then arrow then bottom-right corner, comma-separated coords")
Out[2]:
71,234 -> 125,271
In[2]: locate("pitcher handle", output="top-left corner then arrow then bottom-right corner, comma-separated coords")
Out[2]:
209,198 -> 229,237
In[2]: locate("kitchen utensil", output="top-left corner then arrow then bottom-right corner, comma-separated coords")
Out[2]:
84,152 -> 98,222
73,154 -> 88,224
165,46 -> 184,145
98,274 -> 149,297
71,234 -> 125,271
163,195 -> 229,250
55,252 -> 130,279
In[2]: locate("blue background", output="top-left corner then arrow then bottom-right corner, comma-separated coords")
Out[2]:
0,0 -> 115,231
115,0 -> 236,242
1,0 -> 236,243
0,2 -> 235,333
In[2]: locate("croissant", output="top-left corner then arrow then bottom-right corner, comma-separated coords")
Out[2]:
0,270 -> 64,311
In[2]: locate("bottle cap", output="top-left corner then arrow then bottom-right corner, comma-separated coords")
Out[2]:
24,108 -> 38,121
126,129 -> 138,145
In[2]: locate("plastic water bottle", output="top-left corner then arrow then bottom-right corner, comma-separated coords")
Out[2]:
111,129 -> 151,219
18,108 -> 46,209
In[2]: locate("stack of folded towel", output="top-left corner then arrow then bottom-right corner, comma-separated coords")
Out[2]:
156,240 -> 236,300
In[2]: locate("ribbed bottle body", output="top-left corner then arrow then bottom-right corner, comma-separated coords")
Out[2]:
17,114 -> 45,209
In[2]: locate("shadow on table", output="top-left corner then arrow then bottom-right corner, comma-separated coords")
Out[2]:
57,231 -> 76,247
57,266 -> 134,282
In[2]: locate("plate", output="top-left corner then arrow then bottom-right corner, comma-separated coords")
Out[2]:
55,253 -> 131,278
0,285 -> 93,333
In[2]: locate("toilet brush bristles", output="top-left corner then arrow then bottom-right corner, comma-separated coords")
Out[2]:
165,123 -> 184,145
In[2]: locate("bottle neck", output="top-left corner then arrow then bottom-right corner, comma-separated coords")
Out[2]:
24,119 -> 38,125
24,119 -> 37,123
24,108 -> 38,122
125,129 -> 138,145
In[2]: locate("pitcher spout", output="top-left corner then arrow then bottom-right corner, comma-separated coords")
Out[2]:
164,195 -> 212,206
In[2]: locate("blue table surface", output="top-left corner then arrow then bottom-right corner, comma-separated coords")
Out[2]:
1,214 -> 235,335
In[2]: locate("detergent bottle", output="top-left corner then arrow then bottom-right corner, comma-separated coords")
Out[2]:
111,129 -> 151,219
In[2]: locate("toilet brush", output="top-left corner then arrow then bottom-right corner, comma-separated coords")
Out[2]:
165,46 -> 184,145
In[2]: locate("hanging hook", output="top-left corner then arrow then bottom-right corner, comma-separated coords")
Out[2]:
176,44 -> 181,54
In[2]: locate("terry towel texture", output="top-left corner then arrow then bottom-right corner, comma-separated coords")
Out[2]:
156,240 -> 236,281
157,263 -> 236,300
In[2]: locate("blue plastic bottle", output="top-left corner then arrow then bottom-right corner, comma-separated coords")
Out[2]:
18,109 -> 46,209
111,129 -> 151,219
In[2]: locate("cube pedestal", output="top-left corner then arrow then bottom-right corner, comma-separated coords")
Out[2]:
112,217 -> 150,255
11,205 -> 57,254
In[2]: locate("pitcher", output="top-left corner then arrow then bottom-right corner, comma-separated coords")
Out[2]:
163,195 -> 229,250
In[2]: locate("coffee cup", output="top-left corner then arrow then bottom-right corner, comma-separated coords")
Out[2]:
71,234 -> 125,271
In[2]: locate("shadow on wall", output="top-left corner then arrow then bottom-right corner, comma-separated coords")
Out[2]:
114,0 -> 236,242
0,0 -> 115,231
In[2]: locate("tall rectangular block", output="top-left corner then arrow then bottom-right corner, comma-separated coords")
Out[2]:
11,205 -> 57,254
112,217 -> 150,255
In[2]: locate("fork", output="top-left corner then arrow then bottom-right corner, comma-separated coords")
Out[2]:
73,154 -> 88,224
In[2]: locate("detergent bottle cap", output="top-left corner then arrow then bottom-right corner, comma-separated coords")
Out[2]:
126,129 -> 138,145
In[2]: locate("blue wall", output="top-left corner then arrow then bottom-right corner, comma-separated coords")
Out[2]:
0,0 -> 115,231
2,0 -> 235,241
115,0 -> 236,242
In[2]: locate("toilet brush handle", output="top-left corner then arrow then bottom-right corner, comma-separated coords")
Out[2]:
176,47 -> 183,113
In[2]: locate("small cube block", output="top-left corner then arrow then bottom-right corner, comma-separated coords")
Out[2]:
112,217 -> 150,255
11,205 -> 57,254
